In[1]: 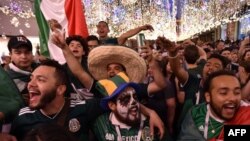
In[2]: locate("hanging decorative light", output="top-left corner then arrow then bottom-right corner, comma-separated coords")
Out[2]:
121,0 -> 137,6
10,17 -> 19,27
0,0 -> 249,41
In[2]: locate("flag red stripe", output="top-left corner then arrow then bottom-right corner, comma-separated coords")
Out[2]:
64,0 -> 89,38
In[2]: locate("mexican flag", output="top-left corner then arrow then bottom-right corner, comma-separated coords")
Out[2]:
34,0 -> 89,64
0,65 -> 24,125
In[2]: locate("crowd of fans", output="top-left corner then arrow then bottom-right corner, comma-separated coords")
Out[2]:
1,20 -> 250,141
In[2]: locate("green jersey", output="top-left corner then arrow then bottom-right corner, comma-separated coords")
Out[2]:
178,103 -> 224,140
10,98 -> 103,141
93,113 -> 160,141
177,59 -> 206,133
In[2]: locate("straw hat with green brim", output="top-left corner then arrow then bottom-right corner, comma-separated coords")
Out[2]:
88,46 -> 147,83
96,72 -> 140,111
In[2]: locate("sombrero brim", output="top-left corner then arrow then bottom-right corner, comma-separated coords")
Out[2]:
88,46 -> 147,83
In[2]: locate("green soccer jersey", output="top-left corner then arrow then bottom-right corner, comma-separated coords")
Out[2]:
10,98 -> 103,141
178,103 -> 224,140
93,112 -> 160,141
177,59 -> 207,133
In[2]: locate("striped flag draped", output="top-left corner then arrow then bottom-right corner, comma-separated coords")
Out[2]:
34,0 -> 89,64
0,65 -> 24,125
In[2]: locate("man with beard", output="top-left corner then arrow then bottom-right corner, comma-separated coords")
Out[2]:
10,59 -> 103,141
51,27 -> 166,138
93,72 -> 161,141
10,60 -> 164,141
156,37 -> 228,133
177,70 -> 242,140
52,29 -> 166,101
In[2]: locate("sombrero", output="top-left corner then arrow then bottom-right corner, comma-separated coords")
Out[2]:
88,46 -> 147,83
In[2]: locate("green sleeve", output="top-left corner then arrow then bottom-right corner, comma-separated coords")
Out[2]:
92,113 -> 115,141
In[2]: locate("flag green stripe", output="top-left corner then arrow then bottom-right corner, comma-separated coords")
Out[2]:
34,0 -> 50,58
0,66 -> 24,124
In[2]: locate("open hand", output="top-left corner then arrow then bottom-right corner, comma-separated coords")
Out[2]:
156,36 -> 177,56
51,29 -> 67,49
141,24 -> 154,32
241,36 -> 250,49
149,110 -> 165,139
48,19 -> 62,32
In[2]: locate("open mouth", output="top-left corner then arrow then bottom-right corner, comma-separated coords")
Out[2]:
20,61 -> 30,64
223,103 -> 237,115
99,31 -> 105,35
207,71 -> 212,76
29,90 -> 40,102
72,50 -> 79,53
129,106 -> 139,116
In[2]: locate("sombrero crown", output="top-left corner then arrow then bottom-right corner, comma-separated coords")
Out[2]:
97,72 -> 140,110
88,46 -> 147,83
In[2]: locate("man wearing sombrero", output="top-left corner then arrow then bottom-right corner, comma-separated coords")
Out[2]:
52,32 -> 166,99
51,27 -> 166,139
92,72 -> 161,141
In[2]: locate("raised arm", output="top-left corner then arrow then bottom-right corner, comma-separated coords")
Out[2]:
197,45 -> 207,61
156,37 -> 189,85
239,37 -> 250,59
139,44 -> 167,94
117,24 -> 154,45
51,31 -> 94,89
147,59 -> 167,94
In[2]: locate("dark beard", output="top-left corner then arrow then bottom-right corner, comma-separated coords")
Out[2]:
209,100 -> 236,121
209,101 -> 224,120
113,110 -> 141,127
30,89 -> 57,110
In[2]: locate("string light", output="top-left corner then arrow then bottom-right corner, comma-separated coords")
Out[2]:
83,0 -> 250,41
0,2 -> 34,19
0,0 -> 250,41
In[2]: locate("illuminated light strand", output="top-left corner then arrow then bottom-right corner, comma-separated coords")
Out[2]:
0,6 -> 35,19
0,0 -> 249,41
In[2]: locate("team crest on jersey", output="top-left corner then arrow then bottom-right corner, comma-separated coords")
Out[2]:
69,118 -> 81,132
105,133 -> 114,140
142,126 -> 153,141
